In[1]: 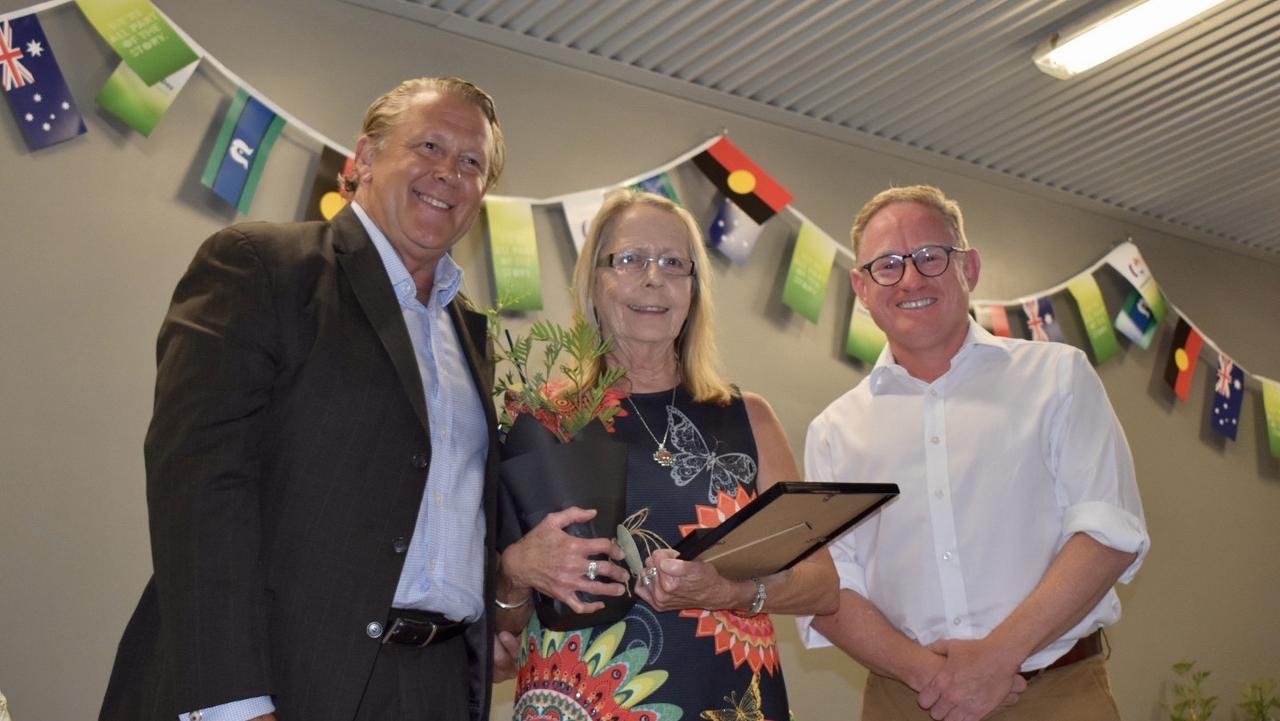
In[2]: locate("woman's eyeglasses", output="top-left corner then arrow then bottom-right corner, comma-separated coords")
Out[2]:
598,250 -> 696,277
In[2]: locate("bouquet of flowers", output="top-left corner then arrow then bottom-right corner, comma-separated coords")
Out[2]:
493,317 -> 628,442
487,310 -> 635,630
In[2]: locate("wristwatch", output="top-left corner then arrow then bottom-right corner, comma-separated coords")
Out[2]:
745,578 -> 766,617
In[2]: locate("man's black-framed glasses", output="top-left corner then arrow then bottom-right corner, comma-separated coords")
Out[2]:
598,249 -> 696,277
860,245 -> 966,287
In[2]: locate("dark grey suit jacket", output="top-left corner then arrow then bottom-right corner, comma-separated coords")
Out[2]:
100,206 -> 498,721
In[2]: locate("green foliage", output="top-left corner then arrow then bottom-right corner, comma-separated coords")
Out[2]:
1239,678 -> 1280,721
485,303 -> 627,441
1168,660 -> 1218,721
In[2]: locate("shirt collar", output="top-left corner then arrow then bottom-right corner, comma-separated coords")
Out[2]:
351,201 -> 464,309
868,317 -> 1010,394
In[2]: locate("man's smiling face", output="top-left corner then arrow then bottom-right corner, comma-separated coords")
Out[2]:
353,89 -> 494,275
851,201 -> 980,365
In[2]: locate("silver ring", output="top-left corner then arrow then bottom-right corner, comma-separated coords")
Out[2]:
586,560 -> 599,581
641,567 -> 658,586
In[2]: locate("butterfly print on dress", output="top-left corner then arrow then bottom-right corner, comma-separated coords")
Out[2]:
665,406 -> 757,503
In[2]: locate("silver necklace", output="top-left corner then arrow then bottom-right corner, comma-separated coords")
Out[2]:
627,387 -> 677,467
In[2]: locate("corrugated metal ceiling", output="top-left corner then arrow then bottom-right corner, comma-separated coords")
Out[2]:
351,0 -> 1280,258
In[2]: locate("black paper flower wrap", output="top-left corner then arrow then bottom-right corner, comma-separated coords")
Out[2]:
496,414 -> 634,631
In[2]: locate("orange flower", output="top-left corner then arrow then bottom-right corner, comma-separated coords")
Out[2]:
539,378 -> 577,414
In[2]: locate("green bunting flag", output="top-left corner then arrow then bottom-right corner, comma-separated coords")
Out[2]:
845,298 -> 886,365
486,198 -> 543,311
1104,242 -> 1167,327
782,222 -> 836,324
96,59 -> 195,136
1067,274 -> 1119,364
1263,377 -> 1280,459
77,0 -> 198,85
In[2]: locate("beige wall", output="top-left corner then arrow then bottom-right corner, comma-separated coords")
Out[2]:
1,0 -> 1277,719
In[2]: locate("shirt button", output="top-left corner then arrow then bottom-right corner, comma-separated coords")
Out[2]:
190,712 -> 203,721
930,389 -> 939,397
410,452 -> 429,469
433,492 -> 443,504
391,537 -> 409,555
934,489 -> 944,498
366,621 -> 384,639
953,617 -> 962,626
930,436 -> 940,444
942,551 -> 953,561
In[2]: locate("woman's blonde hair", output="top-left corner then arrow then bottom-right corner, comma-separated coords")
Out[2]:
572,189 -> 732,404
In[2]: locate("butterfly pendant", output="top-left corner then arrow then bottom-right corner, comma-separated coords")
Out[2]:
666,406 -> 758,503
700,673 -> 763,721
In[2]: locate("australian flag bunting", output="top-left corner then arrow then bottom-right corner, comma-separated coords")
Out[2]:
1210,353 -> 1246,441
1022,297 -> 1065,342
1,14 -> 86,150
708,193 -> 763,265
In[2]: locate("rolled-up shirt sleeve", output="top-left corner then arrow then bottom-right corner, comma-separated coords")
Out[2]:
796,416 -> 871,648
1050,349 -> 1150,583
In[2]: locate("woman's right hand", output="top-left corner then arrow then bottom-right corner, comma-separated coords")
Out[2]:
500,506 -> 630,614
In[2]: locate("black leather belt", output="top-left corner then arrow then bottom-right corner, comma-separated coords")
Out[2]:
382,609 -> 469,648
1020,629 -> 1103,681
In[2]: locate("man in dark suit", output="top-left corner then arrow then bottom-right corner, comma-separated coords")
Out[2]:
100,77 -> 507,721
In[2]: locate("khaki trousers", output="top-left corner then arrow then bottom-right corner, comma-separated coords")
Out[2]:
861,655 -> 1122,721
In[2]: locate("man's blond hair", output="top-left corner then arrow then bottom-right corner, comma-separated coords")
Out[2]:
359,77 -> 506,189
851,185 -> 969,260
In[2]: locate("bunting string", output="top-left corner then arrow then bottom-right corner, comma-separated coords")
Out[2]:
4,0 -> 1278,455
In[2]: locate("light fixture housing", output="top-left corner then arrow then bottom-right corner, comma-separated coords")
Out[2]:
1033,0 -> 1231,79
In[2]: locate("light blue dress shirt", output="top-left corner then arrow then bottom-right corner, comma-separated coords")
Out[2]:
182,204 -> 489,721
352,203 -> 489,621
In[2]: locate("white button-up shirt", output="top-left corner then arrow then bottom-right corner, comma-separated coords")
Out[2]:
798,320 -> 1149,673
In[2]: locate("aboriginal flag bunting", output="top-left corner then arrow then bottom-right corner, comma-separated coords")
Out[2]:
692,137 -> 793,224
1163,316 -> 1204,402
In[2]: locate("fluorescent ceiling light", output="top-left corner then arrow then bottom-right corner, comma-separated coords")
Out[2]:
1033,0 -> 1231,79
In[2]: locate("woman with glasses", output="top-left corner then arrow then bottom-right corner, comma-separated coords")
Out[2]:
494,189 -> 838,721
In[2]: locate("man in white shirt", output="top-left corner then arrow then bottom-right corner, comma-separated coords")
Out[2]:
799,185 -> 1149,721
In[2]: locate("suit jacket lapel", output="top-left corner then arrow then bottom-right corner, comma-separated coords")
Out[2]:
331,206 -> 431,438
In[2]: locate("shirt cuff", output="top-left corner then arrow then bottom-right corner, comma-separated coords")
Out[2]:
794,614 -> 833,648
1063,501 -> 1150,583
180,696 -> 275,721
795,551 -> 869,649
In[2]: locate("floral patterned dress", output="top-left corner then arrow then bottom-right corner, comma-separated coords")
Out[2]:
513,386 -> 790,721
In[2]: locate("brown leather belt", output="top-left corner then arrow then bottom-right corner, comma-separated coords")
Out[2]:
1019,629 -> 1103,681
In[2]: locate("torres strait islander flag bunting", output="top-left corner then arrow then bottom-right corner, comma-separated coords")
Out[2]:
1,15 -> 86,150
692,137 -> 793,224
1114,289 -> 1159,350
1163,316 -> 1204,402
201,88 -> 286,214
